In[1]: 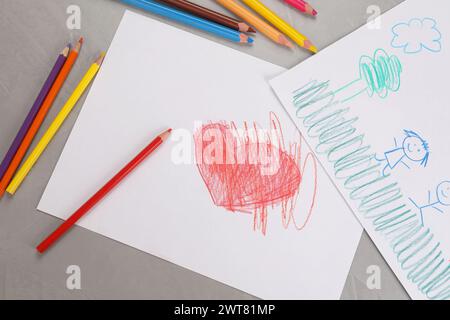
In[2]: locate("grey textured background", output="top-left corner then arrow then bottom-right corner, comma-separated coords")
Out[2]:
0,0 -> 408,299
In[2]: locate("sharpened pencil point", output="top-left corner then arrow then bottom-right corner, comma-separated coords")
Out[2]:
74,37 -> 84,53
160,128 -> 172,141
279,35 -> 294,49
96,52 -> 106,65
238,22 -> 256,33
304,3 -> 317,16
304,40 -> 317,53
62,45 -> 71,57
239,33 -> 253,44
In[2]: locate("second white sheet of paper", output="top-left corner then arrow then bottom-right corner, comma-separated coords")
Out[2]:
270,0 -> 450,300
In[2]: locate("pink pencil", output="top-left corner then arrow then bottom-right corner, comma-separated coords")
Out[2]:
283,0 -> 317,16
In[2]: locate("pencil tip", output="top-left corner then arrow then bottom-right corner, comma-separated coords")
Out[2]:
305,4 -> 317,16
238,22 -> 256,33
96,52 -> 106,65
73,37 -> 84,52
239,34 -> 253,44
159,128 -> 172,141
304,40 -> 317,53
62,45 -> 71,56
279,35 -> 294,49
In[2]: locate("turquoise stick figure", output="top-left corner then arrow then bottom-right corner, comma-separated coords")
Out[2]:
409,181 -> 450,226
375,130 -> 430,177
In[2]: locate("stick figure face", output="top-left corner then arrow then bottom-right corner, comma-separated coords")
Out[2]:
403,136 -> 427,162
437,181 -> 450,206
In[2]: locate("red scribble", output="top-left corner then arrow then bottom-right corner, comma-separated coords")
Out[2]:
194,112 -> 318,235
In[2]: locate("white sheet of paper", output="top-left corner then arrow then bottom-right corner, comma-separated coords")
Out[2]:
38,10 -> 362,299
270,0 -> 450,300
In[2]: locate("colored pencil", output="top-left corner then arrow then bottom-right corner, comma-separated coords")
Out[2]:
36,128 -> 172,254
283,0 -> 317,17
0,45 -> 68,187
6,53 -> 105,195
156,0 -> 255,33
0,38 -> 83,197
121,0 -> 253,44
217,0 -> 293,48
242,0 -> 317,53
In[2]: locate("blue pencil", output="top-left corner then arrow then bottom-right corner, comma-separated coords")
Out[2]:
121,0 -> 254,43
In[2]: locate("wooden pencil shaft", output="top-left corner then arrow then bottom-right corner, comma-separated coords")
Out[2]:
155,0 -> 249,32
36,130 -> 169,253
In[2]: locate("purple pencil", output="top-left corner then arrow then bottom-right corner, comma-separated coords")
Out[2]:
0,45 -> 69,183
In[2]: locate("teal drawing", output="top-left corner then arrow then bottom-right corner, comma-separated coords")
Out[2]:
376,130 -> 430,177
333,49 -> 402,103
392,18 -> 442,54
291,79 -> 449,300
410,181 -> 450,226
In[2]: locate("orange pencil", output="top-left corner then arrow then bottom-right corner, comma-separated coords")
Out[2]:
0,38 -> 83,197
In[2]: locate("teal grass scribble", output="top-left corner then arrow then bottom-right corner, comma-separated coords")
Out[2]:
333,49 -> 403,103
291,78 -> 449,300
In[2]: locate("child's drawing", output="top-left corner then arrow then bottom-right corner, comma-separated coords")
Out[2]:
194,112 -> 318,235
409,181 -> 450,226
391,18 -> 442,54
375,129 -> 430,177
332,49 -> 402,103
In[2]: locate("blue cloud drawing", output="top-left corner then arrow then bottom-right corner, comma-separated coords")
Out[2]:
391,18 -> 442,54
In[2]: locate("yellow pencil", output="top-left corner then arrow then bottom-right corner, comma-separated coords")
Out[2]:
7,53 -> 106,195
241,0 -> 317,53
216,0 -> 293,48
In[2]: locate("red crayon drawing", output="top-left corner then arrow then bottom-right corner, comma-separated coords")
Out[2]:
194,112 -> 318,235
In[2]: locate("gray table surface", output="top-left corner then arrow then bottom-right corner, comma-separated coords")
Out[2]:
0,0 -> 409,299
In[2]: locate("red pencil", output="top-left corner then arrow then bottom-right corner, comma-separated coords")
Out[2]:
36,128 -> 172,254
